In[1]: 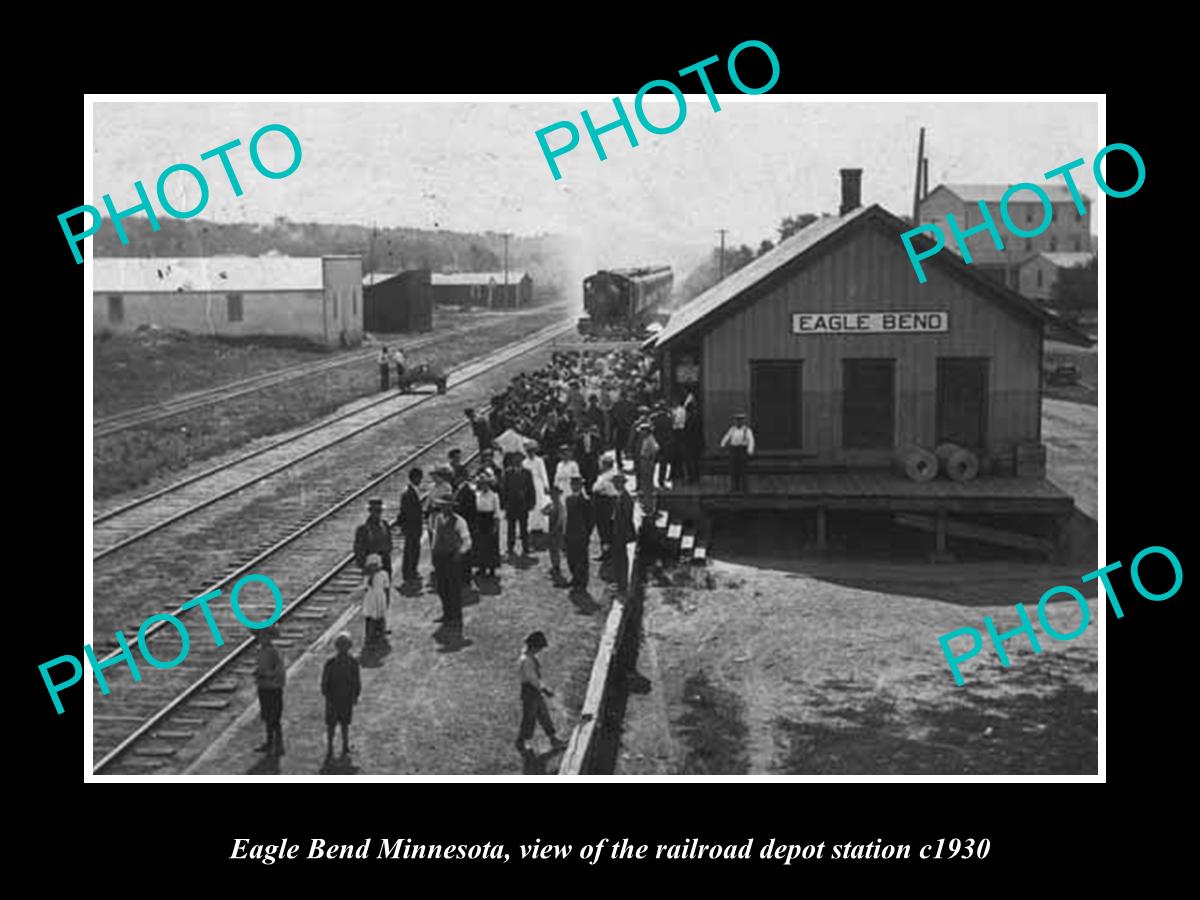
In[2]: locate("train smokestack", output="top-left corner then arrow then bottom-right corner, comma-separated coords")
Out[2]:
840,168 -> 862,216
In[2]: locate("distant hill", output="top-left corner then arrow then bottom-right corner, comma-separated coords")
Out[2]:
94,217 -> 579,302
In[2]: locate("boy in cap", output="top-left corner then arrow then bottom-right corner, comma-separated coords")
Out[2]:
321,632 -> 362,764
254,626 -> 286,757
515,631 -> 567,753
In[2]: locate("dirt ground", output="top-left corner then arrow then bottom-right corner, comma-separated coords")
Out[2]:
622,559 -> 1097,775
186,532 -> 613,776
618,399 -> 1099,776
92,307 -> 566,499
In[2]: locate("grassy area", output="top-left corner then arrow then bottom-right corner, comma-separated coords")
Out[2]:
93,330 -> 333,420
92,307 -> 566,500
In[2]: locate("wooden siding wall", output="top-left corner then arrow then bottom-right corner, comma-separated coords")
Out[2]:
700,222 -> 1042,468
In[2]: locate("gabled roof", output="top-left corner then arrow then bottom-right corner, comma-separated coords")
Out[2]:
925,183 -> 1091,206
651,204 -> 1093,350
1023,252 -> 1095,269
94,256 -> 328,293
431,271 -> 529,287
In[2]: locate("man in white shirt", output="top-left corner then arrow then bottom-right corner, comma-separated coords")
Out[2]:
392,347 -> 407,388
719,412 -> 756,493
430,497 -> 472,626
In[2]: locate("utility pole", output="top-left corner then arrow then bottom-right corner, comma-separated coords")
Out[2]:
503,232 -> 510,309
717,228 -> 728,281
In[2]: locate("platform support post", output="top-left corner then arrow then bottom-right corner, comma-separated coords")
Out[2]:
814,506 -> 828,552
930,507 -> 955,563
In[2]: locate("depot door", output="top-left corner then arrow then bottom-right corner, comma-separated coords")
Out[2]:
936,358 -> 989,452
750,360 -> 803,450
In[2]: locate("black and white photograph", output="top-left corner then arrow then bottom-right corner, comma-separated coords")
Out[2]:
83,96 -> 1101,779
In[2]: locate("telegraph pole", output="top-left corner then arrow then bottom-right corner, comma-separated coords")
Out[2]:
503,232 -> 510,309
717,228 -> 728,280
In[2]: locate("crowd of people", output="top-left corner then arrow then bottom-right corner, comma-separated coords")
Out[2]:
250,346 -> 767,769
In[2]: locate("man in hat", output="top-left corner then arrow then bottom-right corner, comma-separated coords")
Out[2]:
576,423 -> 601,489
354,498 -> 393,579
448,448 -> 469,488
610,391 -> 634,468
466,407 -> 493,456
591,452 -> 618,563
254,625 -> 286,757
378,345 -> 391,392
392,346 -> 407,388
500,451 -> 536,557
610,472 -> 636,593
321,632 -> 362,764
395,467 -> 425,584
651,402 -> 675,489
720,412 -> 757,493
430,496 -> 472,625
635,422 -> 659,498
554,443 -> 581,498
564,475 -> 594,591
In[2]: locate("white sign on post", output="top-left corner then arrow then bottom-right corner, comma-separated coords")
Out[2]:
791,311 -> 949,334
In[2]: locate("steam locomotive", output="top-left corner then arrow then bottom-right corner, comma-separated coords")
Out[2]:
578,266 -> 674,338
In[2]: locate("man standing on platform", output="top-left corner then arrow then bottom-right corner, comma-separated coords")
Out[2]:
430,497 -> 472,627
682,393 -> 704,485
720,412 -> 756,493
565,475 -> 594,592
395,468 -> 425,584
354,498 -> 393,580
610,473 -> 636,594
500,451 -> 536,557
610,390 -> 634,468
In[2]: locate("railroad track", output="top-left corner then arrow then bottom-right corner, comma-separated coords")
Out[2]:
91,321 -> 574,774
92,320 -> 573,560
91,425 -> 487,774
93,305 -> 565,439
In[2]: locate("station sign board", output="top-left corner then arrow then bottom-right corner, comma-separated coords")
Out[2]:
791,311 -> 949,334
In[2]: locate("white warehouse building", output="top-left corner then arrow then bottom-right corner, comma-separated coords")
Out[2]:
93,255 -> 364,348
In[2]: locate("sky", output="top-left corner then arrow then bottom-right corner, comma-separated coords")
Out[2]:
92,99 -> 1099,273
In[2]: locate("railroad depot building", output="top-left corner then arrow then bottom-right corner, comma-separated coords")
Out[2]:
649,171 -> 1091,557
94,255 -> 364,348
363,269 -> 434,333
430,271 -> 532,308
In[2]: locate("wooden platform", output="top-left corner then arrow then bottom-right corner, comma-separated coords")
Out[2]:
662,472 -> 1074,516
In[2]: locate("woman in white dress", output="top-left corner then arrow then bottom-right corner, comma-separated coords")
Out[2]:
524,440 -> 551,533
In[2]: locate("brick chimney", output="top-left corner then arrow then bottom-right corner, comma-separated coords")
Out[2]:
839,168 -> 863,215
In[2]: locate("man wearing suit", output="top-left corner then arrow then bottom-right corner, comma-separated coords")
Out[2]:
466,407 -> 494,456
610,473 -> 636,593
354,498 -> 393,580
576,425 -> 601,489
395,467 -> 425,584
500,454 -> 536,556
564,475 -> 594,591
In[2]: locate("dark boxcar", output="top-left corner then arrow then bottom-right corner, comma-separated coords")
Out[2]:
363,269 -> 433,333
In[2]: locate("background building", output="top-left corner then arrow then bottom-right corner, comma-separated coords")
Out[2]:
430,271 -> 532,308
363,269 -> 433,333
94,255 -> 363,348
918,184 -> 1091,290
1018,252 -> 1096,303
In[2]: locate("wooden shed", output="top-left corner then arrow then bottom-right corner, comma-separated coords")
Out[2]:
363,269 -> 433,333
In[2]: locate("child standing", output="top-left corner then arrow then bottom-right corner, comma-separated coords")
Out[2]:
361,554 -> 390,649
253,626 -> 286,757
515,631 -> 568,753
321,632 -> 362,763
